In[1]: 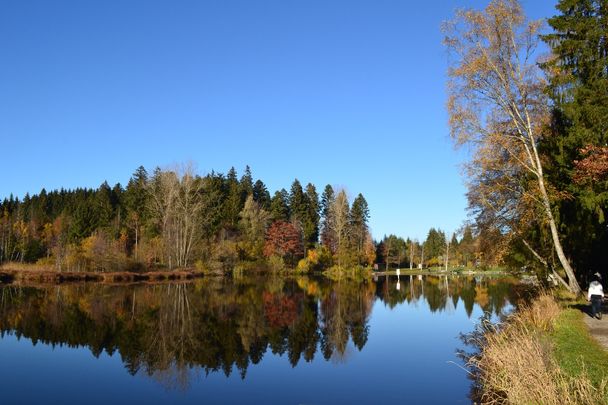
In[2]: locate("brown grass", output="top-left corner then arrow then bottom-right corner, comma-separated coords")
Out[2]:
0,262 -> 203,285
470,292 -> 608,404
0,262 -> 57,272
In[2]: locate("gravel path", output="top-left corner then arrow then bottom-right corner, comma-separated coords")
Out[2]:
582,299 -> 608,351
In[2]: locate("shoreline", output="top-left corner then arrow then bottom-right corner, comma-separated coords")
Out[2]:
0,268 -> 206,286
468,291 -> 608,403
372,269 -> 513,277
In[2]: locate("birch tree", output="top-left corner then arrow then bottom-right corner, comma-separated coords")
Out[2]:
148,165 -> 205,268
444,0 -> 581,293
328,190 -> 351,267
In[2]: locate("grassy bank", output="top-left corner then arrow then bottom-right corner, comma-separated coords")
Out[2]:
552,306 -> 608,388
470,292 -> 608,404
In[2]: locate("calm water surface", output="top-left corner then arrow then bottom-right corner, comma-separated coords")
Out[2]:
0,275 -> 524,404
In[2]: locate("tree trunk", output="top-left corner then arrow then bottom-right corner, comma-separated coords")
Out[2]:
535,153 -> 581,294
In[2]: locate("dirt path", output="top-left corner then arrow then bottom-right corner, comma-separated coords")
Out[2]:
583,300 -> 608,351
584,315 -> 608,351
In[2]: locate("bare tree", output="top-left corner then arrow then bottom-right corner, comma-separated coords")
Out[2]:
148,164 -> 205,268
409,240 -> 414,269
327,190 -> 351,268
445,234 -> 451,271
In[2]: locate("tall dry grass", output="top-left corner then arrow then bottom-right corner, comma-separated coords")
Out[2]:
0,261 -> 54,272
469,293 -> 607,404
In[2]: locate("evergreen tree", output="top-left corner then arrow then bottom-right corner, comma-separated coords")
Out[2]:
423,228 -> 446,266
270,189 -> 290,222
320,185 -> 335,248
239,165 -> 254,203
225,167 -> 241,227
541,0 -> 608,273
199,172 -> 226,239
94,182 -> 114,230
124,166 -> 149,256
303,183 -> 320,249
350,193 -> 370,262
383,234 -> 407,269
288,179 -> 307,223
124,166 -> 149,216
69,200 -> 96,242
252,180 -> 271,209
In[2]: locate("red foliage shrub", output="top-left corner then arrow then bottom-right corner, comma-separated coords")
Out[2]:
263,221 -> 304,261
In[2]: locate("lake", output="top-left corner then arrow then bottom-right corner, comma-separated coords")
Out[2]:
0,274 -> 525,404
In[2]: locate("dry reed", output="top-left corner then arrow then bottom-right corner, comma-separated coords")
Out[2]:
470,292 -> 608,404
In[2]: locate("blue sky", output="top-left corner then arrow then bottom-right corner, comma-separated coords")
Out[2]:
0,0 -> 556,241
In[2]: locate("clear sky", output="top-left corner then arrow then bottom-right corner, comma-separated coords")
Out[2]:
0,0 -> 557,241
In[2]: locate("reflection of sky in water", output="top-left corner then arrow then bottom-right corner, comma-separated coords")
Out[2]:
0,276 -> 519,404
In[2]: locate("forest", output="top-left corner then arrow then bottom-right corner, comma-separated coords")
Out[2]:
0,161 -> 494,275
0,165 -> 376,274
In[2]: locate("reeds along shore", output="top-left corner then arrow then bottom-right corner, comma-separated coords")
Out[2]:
0,268 -> 203,285
468,293 -> 608,404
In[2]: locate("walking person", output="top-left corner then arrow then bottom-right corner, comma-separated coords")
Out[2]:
588,272 -> 604,320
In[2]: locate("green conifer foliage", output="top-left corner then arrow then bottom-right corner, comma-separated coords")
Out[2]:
303,183 -> 320,249
270,189 -> 290,222
252,180 -> 271,209
541,0 -> 608,272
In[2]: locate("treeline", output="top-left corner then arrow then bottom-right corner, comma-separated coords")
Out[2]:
376,226 -> 479,270
445,0 -> 608,291
0,165 -> 374,272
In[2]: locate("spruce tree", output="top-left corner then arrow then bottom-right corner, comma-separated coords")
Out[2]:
542,0 -> 608,273
288,179 -> 307,223
252,180 -> 271,209
303,183 -> 320,248
225,167 -> 241,227
320,185 -> 335,249
350,193 -> 370,263
270,189 -> 290,222
239,165 -> 253,204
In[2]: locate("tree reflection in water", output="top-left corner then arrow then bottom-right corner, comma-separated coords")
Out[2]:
0,275 -> 523,389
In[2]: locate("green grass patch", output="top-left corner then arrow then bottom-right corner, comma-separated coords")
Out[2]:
551,308 -> 608,388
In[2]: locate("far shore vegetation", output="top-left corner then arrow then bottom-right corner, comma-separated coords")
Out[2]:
0,164 -> 504,282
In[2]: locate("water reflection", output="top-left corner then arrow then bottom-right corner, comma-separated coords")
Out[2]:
0,275 -> 522,389
376,274 -> 518,317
